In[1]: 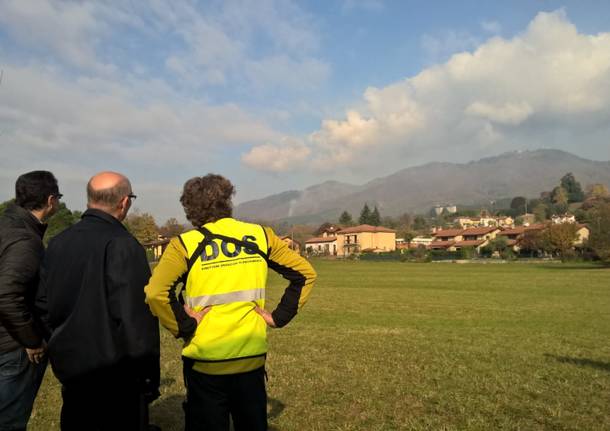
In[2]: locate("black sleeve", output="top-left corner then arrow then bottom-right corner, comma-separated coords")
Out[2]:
0,236 -> 44,348
34,250 -> 52,341
106,236 -> 160,388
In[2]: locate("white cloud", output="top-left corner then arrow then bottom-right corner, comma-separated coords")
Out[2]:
0,65 -> 282,165
465,101 -> 533,125
157,0 -> 328,92
243,10 -> 610,174
242,140 -> 311,172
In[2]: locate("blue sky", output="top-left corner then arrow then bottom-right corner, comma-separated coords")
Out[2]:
1,1 -> 610,222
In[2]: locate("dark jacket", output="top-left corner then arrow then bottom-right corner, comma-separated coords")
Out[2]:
36,209 -> 160,392
0,204 -> 47,353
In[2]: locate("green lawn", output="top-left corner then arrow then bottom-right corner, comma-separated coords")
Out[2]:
30,261 -> 610,430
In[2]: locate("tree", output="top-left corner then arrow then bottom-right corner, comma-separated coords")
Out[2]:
532,204 -> 548,222
551,186 -> 568,207
314,222 -> 334,236
338,211 -> 353,226
0,199 -> 14,215
0,199 -> 80,244
560,173 -> 585,203
380,216 -> 397,229
402,231 -> 416,248
542,223 -> 579,260
519,229 -> 545,257
359,204 -> 371,225
585,183 -> 610,200
124,211 -> 159,244
510,196 -> 527,215
370,206 -> 381,226
396,212 -> 413,230
587,202 -> 610,264
412,215 -> 428,232
159,217 -> 184,238
45,203 -> 81,244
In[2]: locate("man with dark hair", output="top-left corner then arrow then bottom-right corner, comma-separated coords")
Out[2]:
36,171 -> 160,431
0,170 -> 61,430
145,174 -> 316,431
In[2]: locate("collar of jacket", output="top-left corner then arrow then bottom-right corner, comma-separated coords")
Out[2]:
82,208 -> 128,230
4,203 -> 47,238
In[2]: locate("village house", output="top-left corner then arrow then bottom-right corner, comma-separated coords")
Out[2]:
396,236 -> 434,249
335,224 -> 396,256
304,224 -> 342,255
496,224 -> 545,251
454,215 -> 514,229
573,224 -> 590,245
497,222 -> 590,251
143,236 -> 170,260
551,213 -> 576,224
305,235 -> 337,255
281,235 -> 301,253
430,226 -> 500,252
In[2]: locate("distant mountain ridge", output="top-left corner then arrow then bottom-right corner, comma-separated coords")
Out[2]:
235,150 -> 610,224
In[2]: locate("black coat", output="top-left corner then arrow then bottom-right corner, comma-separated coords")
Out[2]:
0,204 -> 47,353
36,209 -> 160,392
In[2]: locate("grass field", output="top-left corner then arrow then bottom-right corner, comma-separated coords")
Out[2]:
29,260 -> 610,430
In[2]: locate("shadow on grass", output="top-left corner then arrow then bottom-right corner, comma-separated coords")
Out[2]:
150,394 -> 184,431
267,397 -> 286,431
149,395 -> 285,431
545,354 -> 610,372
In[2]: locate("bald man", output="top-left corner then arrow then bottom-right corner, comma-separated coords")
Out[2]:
36,172 -> 160,431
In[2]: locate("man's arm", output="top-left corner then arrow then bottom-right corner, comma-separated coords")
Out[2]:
106,236 -> 160,397
144,237 -> 199,339
263,227 -> 316,328
106,236 -> 159,356
0,236 -> 44,349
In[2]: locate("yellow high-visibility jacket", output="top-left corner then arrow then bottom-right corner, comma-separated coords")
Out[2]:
145,218 -> 316,375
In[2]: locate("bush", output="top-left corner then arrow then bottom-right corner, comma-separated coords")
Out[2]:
360,251 -> 402,261
401,246 -> 430,263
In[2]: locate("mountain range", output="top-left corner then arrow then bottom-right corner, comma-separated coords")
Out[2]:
234,149 -> 610,224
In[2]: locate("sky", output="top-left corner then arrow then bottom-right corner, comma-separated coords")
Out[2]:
1,0 -> 610,223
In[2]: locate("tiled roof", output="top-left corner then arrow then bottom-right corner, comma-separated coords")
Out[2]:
454,240 -> 486,247
305,236 -> 337,244
498,227 -> 526,236
461,227 -> 498,235
429,240 -> 455,249
433,229 -> 463,237
336,224 -> 396,234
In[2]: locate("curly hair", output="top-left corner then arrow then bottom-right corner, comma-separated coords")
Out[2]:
180,174 -> 235,227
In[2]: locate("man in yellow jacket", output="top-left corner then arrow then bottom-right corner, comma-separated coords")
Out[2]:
145,174 -> 316,431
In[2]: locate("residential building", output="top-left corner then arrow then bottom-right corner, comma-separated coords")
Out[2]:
551,213 -> 576,224
430,226 -> 500,252
335,224 -> 396,256
454,215 -> 514,229
281,235 -> 301,253
305,235 -> 337,255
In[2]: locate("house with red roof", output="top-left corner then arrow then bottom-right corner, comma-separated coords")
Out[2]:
430,226 -> 500,252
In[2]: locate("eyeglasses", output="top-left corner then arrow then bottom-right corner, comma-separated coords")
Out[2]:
127,194 -> 137,200
53,193 -> 63,200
